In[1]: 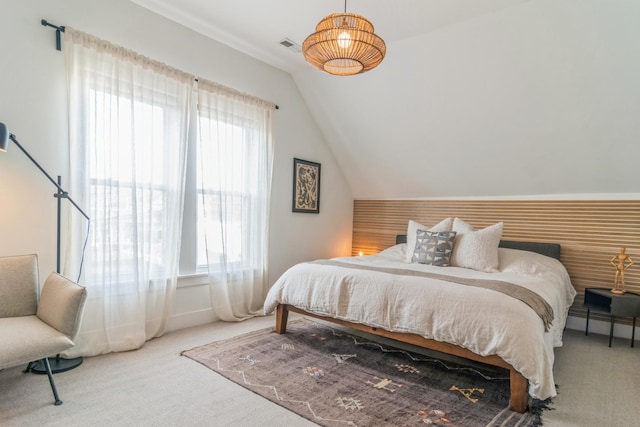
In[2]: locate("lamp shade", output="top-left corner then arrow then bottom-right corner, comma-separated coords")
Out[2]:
0,122 -> 9,152
302,13 -> 386,76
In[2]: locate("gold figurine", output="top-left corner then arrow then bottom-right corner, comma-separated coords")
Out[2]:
610,248 -> 634,294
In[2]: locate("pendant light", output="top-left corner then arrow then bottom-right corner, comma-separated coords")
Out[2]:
302,0 -> 386,76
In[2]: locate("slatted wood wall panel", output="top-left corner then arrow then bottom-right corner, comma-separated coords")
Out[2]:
352,199 -> 640,322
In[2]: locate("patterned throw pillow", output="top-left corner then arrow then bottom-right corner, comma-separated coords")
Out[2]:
404,218 -> 453,263
411,230 -> 457,266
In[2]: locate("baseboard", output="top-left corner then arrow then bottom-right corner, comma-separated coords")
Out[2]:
565,315 -> 638,343
165,308 -> 217,333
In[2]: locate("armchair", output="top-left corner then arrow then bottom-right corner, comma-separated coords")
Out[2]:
0,254 -> 87,405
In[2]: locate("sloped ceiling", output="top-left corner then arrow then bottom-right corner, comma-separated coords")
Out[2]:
132,0 -> 640,198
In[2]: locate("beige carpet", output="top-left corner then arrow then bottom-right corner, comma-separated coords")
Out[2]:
0,314 -> 638,426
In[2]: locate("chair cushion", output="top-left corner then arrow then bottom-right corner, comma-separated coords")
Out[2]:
0,254 -> 38,317
37,273 -> 87,338
0,316 -> 75,369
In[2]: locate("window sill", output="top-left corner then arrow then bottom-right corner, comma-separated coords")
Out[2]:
177,273 -> 209,288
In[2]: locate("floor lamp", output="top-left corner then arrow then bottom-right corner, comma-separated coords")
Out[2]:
0,122 -> 90,374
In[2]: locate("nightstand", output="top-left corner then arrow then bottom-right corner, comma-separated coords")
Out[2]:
584,287 -> 640,347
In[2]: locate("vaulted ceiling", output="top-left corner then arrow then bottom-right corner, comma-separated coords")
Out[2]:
132,0 -> 640,198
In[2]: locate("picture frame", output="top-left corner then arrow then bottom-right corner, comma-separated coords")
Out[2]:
292,158 -> 321,214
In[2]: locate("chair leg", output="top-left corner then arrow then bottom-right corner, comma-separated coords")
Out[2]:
42,358 -> 63,406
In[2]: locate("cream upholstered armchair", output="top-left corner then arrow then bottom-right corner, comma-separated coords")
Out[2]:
0,254 -> 87,406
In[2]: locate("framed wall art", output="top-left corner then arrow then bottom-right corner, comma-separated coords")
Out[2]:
292,158 -> 321,214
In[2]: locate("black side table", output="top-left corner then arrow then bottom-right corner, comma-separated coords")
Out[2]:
584,287 -> 640,347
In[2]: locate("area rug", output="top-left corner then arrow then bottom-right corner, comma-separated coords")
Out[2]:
182,319 -> 550,426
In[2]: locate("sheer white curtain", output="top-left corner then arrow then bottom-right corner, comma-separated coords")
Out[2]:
63,28 -> 193,356
196,79 -> 274,321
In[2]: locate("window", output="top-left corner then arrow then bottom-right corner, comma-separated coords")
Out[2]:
196,120 -> 250,268
84,87 -> 185,288
192,107 -> 270,274
78,79 -> 271,284
65,26 -> 274,349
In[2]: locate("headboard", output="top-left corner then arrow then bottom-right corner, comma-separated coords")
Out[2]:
353,199 -> 640,323
395,235 -> 561,260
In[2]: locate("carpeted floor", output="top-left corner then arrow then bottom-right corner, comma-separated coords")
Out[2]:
0,314 -> 638,426
183,318 -> 543,426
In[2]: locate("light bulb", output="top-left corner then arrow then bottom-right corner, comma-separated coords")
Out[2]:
337,31 -> 351,49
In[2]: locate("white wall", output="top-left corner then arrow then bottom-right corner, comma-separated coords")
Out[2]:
293,0 -> 640,199
0,0 -> 354,330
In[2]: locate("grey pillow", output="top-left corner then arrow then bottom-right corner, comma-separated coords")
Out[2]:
404,218 -> 453,263
411,230 -> 457,266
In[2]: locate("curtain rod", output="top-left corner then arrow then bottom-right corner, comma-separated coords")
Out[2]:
41,19 -> 65,51
194,78 -> 279,110
40,19 -> 279,110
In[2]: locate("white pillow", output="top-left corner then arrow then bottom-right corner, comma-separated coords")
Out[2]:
405,217 -> 453,263
499,247 -> 565,278
450,218 -> 504,272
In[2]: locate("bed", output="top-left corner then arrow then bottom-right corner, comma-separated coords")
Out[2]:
264,223 -> 576,414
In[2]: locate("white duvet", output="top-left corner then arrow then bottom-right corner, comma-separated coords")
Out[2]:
264,244 -> 576,400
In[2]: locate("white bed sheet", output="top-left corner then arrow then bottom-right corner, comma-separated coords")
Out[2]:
264,244 -> 576,400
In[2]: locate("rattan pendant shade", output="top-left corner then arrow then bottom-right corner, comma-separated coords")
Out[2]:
302,12 -> 386,76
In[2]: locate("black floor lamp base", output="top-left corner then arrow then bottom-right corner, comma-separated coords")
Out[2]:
30,356 -> 83,374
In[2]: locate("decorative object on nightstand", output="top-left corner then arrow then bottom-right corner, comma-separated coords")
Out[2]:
584,287 -> 640,347
610,247 -> 634,294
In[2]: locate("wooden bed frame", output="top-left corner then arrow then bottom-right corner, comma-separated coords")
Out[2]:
273,238 -> 563,414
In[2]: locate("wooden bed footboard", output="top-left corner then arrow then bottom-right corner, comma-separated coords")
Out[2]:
275,304 -> 529,414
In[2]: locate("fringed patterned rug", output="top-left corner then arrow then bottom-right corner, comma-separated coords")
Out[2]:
182,319 -> 550,426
